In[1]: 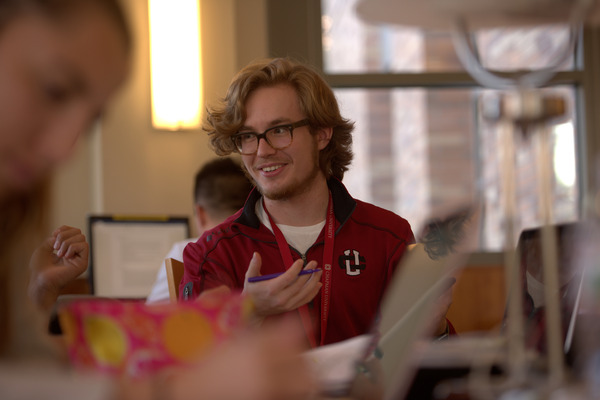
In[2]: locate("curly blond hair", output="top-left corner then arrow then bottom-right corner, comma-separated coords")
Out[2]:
204,58 -> 354,180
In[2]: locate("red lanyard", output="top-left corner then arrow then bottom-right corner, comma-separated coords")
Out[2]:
262,192 -> 335,347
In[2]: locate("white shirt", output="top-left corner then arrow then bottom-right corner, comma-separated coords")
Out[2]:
146,237 -> 198,304
256,198 -> 325,255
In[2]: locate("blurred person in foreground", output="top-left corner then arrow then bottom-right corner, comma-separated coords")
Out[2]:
146,157 -> 252,303
0,0 -> 130,360
0,2 -> 316,400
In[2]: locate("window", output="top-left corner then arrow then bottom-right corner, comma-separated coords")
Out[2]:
322,2 -> 574,74
268,0 -> 591,251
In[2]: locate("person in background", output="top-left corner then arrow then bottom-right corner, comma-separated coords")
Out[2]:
146,157 -> 252,303
180,57 -> 419,347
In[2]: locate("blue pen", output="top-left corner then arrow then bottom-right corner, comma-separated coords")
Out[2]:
247,269 -> 321,283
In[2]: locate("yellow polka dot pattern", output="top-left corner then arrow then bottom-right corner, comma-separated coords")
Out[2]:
83,316 -> 127,367
161,311 -> 214,362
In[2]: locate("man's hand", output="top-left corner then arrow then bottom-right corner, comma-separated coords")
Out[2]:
28,225 -> 89,312
243,252 -> 323,320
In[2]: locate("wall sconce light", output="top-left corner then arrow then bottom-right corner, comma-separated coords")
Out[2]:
148,0 -> 203,131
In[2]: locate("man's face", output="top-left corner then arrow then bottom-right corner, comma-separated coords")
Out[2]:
240,84 -> 328,201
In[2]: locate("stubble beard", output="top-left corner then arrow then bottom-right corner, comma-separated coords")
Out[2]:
259,162 -> 321,201
244,145 -> 322,202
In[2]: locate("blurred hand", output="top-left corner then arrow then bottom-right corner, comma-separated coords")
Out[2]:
242,252 -> 323,321
28,225 -> 89,312
117,318 -> 317,400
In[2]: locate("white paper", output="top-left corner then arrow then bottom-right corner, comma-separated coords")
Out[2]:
91,220 -> 188,298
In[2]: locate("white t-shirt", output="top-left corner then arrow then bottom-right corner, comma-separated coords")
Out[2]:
256,198 -> 325,255
146,237 -> 198,304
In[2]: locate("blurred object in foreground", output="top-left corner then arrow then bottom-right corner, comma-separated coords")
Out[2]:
58,291 -> 252,377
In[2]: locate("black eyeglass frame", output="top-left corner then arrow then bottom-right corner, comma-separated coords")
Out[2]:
230,119 -> 310,155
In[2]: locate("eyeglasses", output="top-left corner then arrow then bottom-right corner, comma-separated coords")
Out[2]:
231,119 -> 310,155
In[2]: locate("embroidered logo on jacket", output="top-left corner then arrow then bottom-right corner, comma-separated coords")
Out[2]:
338,250 -> 366,276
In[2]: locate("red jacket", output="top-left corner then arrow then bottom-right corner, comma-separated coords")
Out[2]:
180,179 -> 415,345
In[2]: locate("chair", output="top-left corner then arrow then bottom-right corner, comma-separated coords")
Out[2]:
165,258 -> 185,302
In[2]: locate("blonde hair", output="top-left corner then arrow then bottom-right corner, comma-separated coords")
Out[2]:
204,58 -> 354,180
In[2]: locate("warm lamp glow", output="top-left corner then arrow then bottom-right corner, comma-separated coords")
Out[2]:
148,0 -> 202,131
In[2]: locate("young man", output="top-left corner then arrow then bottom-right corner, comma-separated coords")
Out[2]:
146,157 -> 252,303
180,58 -> 416,347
